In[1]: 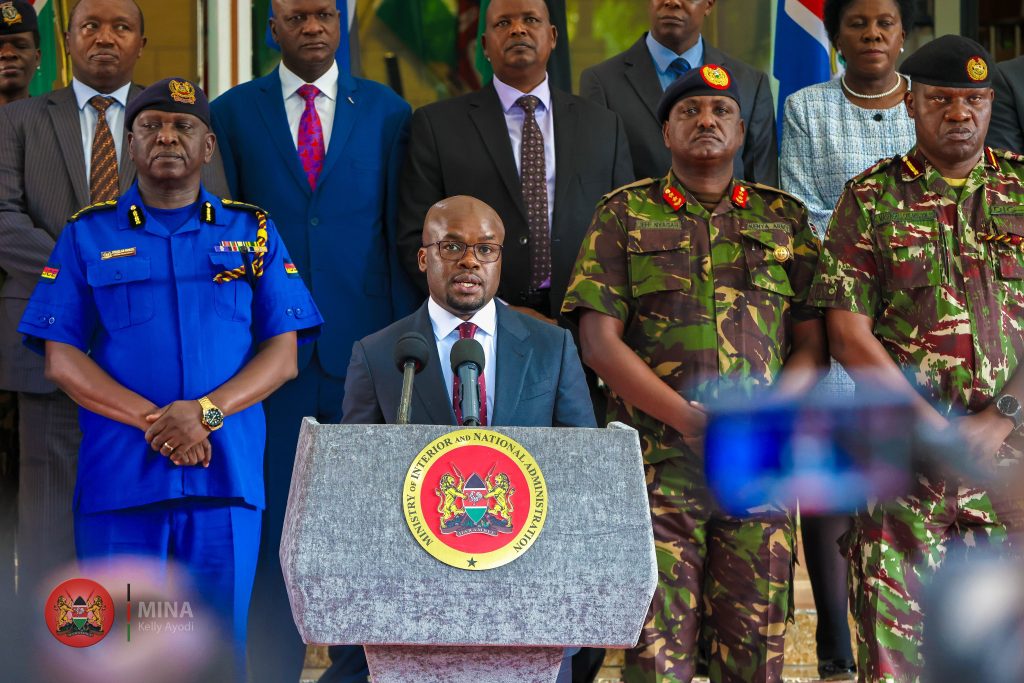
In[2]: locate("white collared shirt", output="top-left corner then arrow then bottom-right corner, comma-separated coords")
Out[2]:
279,61 -> 339,151
428,297 -> 497,421
492,75 -> 556,239
72,79 -> 131,180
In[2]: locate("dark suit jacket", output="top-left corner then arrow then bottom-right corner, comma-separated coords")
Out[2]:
212,68 -> 421,378
989,56 -> 1024,153
341,301 -> 596,428
397,83 -> 634,318
0,85 -> 229,393
579,34 -> 779,185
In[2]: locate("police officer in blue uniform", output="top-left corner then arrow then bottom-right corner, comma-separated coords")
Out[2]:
17,77 -> 322,678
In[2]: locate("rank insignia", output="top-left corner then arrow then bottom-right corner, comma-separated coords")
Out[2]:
773,245 -> 792,262
663,185 -> 686,211
967,56 -> 988,82
700,64 -> 730,90
284,262 -> 300,278
901,155 -> 921,177
731,185 -> 749,208
169,79 -> 196,105
1,2 -> 22,26
101,247 -> 136,260
40,264 -> 59,283
128,204 -> 145,228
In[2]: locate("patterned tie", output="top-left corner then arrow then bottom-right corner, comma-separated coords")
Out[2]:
452,322 -> 488,426
296,84 -> 325,190
89,96 -> 119,203
667,57 -> 691,83
516,95 -> 551,290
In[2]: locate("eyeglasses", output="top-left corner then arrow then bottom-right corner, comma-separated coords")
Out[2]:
424,240 -> 503,263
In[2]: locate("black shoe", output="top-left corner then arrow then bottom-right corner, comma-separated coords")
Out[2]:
818,660 -> 856,681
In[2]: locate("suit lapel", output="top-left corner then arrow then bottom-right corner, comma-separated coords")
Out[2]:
624,35 -> 663,126
118,84 -> 142,193
48,87 -> 89,209
410,305 -> 457,425
551,89 -> 578,233
255,69 -> 313,197
490,304 -> 530,426
318,71 -> 357,184
468,84 -> 527,222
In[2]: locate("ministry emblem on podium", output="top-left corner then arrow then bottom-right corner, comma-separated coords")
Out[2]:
403,429 -> 548,570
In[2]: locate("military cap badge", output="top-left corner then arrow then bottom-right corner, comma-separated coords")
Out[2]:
700,65 -> 730,90
169,79 -> 196,105
1,2 -> 22,26
967,56 -> 988,82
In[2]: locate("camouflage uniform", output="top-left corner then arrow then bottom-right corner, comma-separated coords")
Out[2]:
809,146 -> 1024,682
563,171 -> 822,683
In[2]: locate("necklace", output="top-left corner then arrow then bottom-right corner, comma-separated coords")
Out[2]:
841,72 -> 904,100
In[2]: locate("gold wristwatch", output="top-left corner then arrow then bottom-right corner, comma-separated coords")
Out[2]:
198,396 -> 225,431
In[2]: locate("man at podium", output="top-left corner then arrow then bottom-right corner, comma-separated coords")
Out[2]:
324,195 -> 595,682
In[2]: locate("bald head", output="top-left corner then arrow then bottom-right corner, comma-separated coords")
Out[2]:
418,196 -> 505,320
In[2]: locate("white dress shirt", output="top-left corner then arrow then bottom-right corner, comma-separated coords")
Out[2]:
428,297 -> 497,421
72,79 -> 131,180
279,60 -> 339,151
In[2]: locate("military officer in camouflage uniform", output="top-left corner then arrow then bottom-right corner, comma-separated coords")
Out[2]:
562,65 -> 827,683
808,35 -> 1024,683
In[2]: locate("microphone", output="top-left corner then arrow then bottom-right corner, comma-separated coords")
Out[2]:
450,338 -> 485,427
393,332 -> 430,425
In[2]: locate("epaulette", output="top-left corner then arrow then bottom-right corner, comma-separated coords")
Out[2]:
221,197 -> 269,218
845,154 -> 899,186
68,200 -> 117,222
599,177 -> 656,203
990,146 -> 1024,165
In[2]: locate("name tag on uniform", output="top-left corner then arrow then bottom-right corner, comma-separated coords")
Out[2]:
634,220 -> 680,230
744,222 -> 790,231
100,247 -> 137,260
875,210 -> 935,224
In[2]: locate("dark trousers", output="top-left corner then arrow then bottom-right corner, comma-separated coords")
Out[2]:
801,515 -> 854,666
247,356 -> 351,683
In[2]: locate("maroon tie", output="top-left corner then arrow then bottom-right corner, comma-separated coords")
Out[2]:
452,322 -> 488,426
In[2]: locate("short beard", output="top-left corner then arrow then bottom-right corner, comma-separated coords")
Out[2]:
446,292 -> 485,314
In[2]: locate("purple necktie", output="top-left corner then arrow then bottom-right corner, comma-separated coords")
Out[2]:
517,95 -> 551,289
296,84 -> 324,190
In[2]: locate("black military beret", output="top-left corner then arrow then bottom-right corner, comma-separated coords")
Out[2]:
901,34 -> 994,89
126,77 -> 211,130
0,1 -> 37,36
657,64 -> 742,123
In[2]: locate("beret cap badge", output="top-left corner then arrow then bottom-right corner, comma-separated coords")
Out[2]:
1,2 -> 22,26
169,79 -> 196,105
967,56 -> 988,82
701,65 -> 730,90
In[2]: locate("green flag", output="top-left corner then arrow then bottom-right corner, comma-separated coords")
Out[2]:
474,0 -> 571,92
376,0 -> 457,74
28,0 -> 68,96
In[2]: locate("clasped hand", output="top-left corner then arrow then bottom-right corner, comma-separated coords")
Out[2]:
145,400 -> 212,468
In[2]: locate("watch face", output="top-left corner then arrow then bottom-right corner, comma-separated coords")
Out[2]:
203,408 -> 224,428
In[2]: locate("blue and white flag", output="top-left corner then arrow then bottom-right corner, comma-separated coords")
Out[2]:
773,0 -> 833,136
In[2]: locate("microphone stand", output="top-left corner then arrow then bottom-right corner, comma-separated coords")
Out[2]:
397,360 -> 417,425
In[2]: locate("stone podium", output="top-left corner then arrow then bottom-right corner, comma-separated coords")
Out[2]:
281,420 -> 656,682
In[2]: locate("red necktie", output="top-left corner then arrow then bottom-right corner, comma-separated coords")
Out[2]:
452,322 -> 488,426
296,84 -> 324,190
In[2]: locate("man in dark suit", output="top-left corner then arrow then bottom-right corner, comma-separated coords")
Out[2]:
398,0 -> 633,324
210,1 -> 420,680
331,195 -> 595,682
579,0 -> 778,184
0,0 -> 226,591
989,55 -> 1024,153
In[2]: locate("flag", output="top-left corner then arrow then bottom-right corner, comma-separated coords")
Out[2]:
264,0 -> 358,75
28,0 -> 69,96
474,0 -> 571,92
376,0 -> 457,86
772,0 -> 833,137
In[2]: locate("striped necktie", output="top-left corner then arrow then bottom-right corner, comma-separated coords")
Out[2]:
89,96 -> 119,203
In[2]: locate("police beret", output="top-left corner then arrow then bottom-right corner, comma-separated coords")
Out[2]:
126,77 -> 211,130
657,64 -> 742,123
901,35 -> 994,89
0,1 -> 37,36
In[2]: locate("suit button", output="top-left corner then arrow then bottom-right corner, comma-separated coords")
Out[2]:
310,217 -> 320,226
519,236 -> 528,245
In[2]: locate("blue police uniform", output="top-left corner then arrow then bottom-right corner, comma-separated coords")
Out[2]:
18,181 -> 322,670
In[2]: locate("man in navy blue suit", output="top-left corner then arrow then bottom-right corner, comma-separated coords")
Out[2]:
210,1 -> 419,680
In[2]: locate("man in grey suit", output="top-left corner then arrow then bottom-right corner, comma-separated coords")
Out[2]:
330,195 -> 595,682
989,55 -> 1024,153
579,0 -> 778,184
0,0 -> 226,588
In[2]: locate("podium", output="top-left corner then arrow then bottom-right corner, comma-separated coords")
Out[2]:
281,420 -> 657,682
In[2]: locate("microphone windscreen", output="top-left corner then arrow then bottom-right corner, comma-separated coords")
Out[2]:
394,332 -> 431,374
450,338 -> 485,373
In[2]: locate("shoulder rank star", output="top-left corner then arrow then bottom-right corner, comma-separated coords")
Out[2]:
731,185 -> 749,208
663,185 -> 685,211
